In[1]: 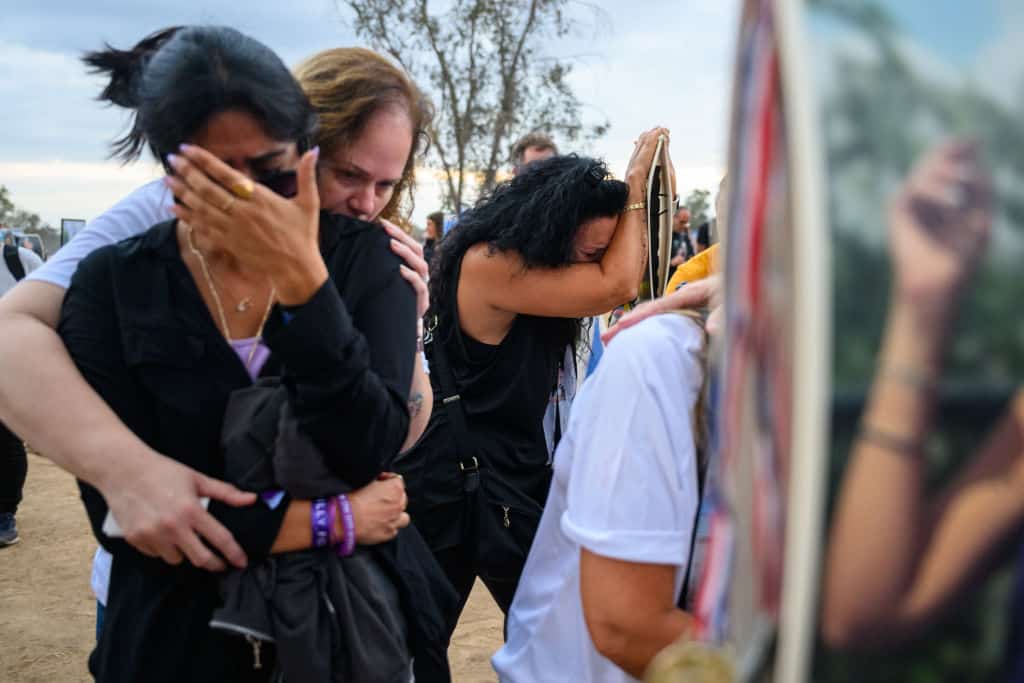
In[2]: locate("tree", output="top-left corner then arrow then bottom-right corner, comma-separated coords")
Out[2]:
0,186 -> 15,225
338,0 -> 608,212
683,188 -> 711,230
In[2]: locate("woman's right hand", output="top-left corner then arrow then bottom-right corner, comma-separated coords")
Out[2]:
347,473 -> 410,545
624,127 -> 671,198
889,140 -> 993,306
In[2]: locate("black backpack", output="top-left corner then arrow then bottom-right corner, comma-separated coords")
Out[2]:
3,245 -> 26,281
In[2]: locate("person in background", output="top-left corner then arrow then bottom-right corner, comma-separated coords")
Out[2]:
424,210 -> 443,266
511,131 -> 559,175
694,221 -> 711,254
670,205 -> 693,266
0,237 -> 43,546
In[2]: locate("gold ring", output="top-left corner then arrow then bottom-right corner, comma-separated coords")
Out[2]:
230,179 -> 255,200
624,201 -> 647,212
221,196 -> 237,214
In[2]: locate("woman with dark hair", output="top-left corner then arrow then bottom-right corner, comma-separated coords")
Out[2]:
423,210 -> 444,266
56,26 -> 441,681
0,43 -> 436,585
398,130 -> 672,634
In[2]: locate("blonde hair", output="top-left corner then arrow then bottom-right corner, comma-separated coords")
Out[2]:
294,48 -> 433,221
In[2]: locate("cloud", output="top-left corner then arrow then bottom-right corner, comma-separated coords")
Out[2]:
2,0 -> 740,228
1,161 -> 163,227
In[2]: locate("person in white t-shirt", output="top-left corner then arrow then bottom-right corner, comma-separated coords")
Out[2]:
492,312 -> 704,682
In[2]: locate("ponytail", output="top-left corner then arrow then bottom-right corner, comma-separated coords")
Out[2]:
82,27 -> 182,161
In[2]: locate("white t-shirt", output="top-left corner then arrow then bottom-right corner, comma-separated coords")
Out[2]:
27,179 -> 172,605
29,178 -> 173,290
492,313 -> 703,683
0,245 -> 44,295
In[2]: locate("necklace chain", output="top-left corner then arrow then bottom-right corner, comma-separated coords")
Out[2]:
185,226 -> 276,370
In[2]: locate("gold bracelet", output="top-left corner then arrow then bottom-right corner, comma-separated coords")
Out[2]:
624,202 -> 647,212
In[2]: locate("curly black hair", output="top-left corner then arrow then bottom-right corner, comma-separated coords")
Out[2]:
430,154 -> 628,351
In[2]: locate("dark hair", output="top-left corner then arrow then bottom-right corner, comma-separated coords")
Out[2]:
430,154 -> 628,350
426,211 -> 444,233
84,26 -> 317,165
696,221 -> 710,248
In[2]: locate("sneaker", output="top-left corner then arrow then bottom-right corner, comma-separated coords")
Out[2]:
0,512 -> 18,547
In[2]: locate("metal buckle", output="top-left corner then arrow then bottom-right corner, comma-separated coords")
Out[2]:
459,456 -> 479,472
443,394 -> 461,405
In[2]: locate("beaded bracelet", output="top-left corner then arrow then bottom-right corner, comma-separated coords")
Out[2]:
328,495 -> 340,546
311,498 -> 330,548
336,494 -> 356,557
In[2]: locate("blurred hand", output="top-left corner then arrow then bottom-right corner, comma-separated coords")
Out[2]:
889,140 -> 993,304
348,474 -> 409,545
602,274 -> 721,345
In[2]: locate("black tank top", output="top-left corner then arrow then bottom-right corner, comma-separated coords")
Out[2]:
398,254 -> 565,549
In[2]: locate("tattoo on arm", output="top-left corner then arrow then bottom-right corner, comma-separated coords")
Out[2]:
407,392 -> 425,418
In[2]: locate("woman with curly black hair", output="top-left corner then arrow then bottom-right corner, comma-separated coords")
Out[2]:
397,128 -> 672,634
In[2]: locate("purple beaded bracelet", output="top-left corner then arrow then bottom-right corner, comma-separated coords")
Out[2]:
336,494 -> 356,557
311,498 -> 330,549
328,495 -> 340,546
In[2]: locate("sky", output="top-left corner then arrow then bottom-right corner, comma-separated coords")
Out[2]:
0,0 -> 740,231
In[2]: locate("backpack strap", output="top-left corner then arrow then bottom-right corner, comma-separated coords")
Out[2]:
4,245 -> 26,282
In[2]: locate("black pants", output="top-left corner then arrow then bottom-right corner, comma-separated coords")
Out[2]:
0,420 -> 27,515
433,542 -> 519,637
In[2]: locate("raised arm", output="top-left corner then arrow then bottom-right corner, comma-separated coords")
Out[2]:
460,128 -> 670,319
822,141 -> 1012,648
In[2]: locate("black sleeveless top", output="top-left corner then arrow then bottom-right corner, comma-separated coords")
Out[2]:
397,255 -> 566,551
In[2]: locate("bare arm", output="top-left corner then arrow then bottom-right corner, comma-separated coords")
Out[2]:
460,128 -> 670,320
580,550 -> 696,678
0,279 -> 254,571
822,140 -> 1013,647
402,351 -> 432,452
823,305 -> 1024,647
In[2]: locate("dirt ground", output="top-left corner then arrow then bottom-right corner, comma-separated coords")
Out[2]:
0,454 -> 503,682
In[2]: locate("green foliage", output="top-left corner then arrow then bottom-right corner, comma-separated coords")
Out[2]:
684,187 -> 711,230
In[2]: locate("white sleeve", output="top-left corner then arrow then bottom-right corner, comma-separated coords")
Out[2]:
28,179 -> 172,290
561,315 -> 704,567
18,247 -> 44,274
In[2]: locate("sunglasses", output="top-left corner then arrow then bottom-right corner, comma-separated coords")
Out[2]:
257,169 -> 298,199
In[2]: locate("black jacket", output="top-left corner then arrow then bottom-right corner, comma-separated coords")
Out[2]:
59,214 -> 418,682
214,380 -> 457,682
